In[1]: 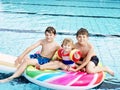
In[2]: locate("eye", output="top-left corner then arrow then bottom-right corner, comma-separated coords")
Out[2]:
78,36 -> 81,38
83,35 -> 86,38
68,44 -> 72,47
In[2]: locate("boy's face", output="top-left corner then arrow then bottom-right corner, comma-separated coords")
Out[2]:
63,43 -> 72,52
76,34 -> 88,45
45,32 -> 55,42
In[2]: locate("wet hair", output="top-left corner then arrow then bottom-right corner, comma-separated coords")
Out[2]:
76,28 -> 89,37
61,38 -> 75,49
45,26 -> 56,35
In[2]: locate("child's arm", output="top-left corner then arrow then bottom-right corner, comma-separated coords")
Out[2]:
15,40 -> 42,65
76,61 -> 83,65
75,46 -> 95,71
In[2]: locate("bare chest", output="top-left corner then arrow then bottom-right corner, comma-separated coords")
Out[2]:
76,46 -> 89,58
41,43 -> 57,57
43,43 -> 55,50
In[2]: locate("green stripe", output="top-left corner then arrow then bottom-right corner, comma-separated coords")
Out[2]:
26,66 -> 61,78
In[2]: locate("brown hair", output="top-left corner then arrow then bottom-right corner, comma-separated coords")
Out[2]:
76,28 -> 89,37
61,38 -> 75,49
45,26 -> 56,35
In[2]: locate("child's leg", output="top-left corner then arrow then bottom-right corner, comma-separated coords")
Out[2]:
40,61 -> 68,70
0,57 -> 38,83
13,57 -> 38,77
15,55 -> 28,66
102,66 -> 114,76
86,61 -> 114,76
39,61 -> 59,70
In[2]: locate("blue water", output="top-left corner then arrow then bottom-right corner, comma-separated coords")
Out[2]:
0,0 -> 120,90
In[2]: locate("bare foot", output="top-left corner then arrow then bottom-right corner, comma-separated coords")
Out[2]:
0,76 -> 16,83
105,66 -> 114,76
0,78 -> 12,83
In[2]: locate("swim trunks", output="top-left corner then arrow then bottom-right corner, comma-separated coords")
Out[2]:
62,60 -> 74,65
30,54 -> 51,65
90,56 -> 99,66
80,56 -> 99,66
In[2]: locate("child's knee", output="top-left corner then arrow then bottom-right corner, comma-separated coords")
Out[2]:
24,56 -> 30,61
86,68 -> 95,74
23,58 -> 30,65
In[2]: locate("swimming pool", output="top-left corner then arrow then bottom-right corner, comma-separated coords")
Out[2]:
0,0 -> 120,89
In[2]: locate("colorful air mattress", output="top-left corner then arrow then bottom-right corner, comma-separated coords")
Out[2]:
24,65 -> 105,90
0,53 -> 105,90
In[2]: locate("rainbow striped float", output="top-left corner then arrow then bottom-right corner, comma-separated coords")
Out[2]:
0,53 -> 105,89
24,66 -> 105,90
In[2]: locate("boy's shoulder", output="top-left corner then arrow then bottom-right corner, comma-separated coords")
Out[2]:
88,42 -> 94,48
75,42 -> 93,48
36,39 -> 45,45
40,39 -> 60,46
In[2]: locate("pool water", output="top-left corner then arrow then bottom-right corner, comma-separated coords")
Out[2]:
0,0 -> 120,90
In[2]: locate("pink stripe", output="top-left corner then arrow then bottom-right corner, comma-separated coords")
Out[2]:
48,71 -> 84,85
71,73 -> 94,86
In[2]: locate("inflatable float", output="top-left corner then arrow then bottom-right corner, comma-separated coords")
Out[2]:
0,53 -> 105,90
0,53 -> 17,73
24,66 -> 105,90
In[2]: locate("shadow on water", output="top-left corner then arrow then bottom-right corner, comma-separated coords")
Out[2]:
0,73 -> 30,84
94,78 -> 120,89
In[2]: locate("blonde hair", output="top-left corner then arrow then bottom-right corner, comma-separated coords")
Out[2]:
61,38 -> 75,49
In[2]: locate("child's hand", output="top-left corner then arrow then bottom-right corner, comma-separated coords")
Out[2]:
68,67 -> 77,72
80,68 -> 86,72
15,56 -> 21,66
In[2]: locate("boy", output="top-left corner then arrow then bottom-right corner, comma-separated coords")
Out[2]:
70,28 -> 114,76
0,26 -> 60,83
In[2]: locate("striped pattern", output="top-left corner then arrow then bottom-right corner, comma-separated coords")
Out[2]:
25,66 -> 105,89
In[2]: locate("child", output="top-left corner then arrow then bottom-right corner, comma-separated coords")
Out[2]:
0,26 -> 60,83
36,38 -> 82,71
69,28 -> 114,76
